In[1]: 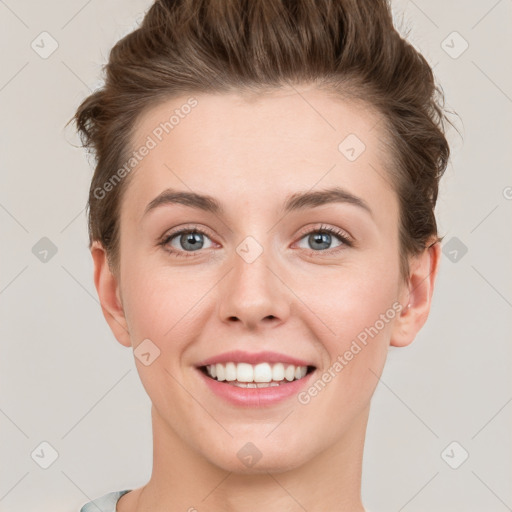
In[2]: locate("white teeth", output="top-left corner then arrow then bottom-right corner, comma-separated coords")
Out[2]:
237,362 -> 253,382
205,362 -> 311,384
231,381 -> 281,388
225,362 -> 237,381
272,362 -> 285,381
284,365 -> 295,381
215,363 -> 225,381
254,363 -> 272,382
295,366 -> 307,379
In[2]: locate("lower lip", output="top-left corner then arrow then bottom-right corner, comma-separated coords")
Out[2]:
196,367 -> 315,407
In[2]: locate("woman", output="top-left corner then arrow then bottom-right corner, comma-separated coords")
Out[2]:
73,0 -> 451,510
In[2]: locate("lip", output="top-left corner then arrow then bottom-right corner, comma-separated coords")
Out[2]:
195,350 -> 314,368
196,366 -> 316,407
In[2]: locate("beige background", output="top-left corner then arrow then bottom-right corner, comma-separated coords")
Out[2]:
0,0 -> 511,510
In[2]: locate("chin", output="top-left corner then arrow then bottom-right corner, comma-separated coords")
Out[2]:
202,437 -> 312,475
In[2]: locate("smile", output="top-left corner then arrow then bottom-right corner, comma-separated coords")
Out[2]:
197,362 -> 317,406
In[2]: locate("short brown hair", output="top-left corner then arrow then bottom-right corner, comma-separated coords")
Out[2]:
72,0 -> 453,281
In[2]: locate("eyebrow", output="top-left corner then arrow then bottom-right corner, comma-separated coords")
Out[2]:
143,186 -> 373,218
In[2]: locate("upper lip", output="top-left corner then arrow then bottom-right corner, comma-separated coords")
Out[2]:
195,350 -> 315,368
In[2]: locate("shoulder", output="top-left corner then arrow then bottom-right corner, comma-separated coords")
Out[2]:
80,490 -> 132,512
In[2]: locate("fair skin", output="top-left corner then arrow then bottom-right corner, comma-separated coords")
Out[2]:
92,85 -> 441,512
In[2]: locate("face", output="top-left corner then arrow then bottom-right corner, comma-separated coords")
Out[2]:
98,85 -> 420,473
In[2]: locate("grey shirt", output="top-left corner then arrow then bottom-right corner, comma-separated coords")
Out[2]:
80,490 -> 132,512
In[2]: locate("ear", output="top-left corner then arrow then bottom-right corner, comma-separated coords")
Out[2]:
390,240 -> 441,347
91,241 -> 131,347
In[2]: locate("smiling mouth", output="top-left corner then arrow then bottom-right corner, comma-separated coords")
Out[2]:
198,363 -> 316,388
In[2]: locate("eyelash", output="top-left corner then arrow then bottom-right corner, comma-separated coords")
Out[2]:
158,224 -> 354,259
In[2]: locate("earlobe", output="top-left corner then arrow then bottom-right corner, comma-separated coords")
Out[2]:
390,240 -> 442,348
90,241 -> 131,347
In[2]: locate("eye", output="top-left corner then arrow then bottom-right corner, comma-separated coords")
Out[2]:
159,227 -> 215,258
158,223 -> 353,259
295,224 -> 353,253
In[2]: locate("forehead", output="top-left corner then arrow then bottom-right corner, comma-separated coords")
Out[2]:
122,86 -> 396,223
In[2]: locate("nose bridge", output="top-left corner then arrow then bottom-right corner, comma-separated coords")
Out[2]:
217,233 -> 290,329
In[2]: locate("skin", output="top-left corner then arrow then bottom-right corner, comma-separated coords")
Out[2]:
92,85 -> 441,512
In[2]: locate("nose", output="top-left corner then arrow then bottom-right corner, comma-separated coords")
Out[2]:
217,241 -> 291,331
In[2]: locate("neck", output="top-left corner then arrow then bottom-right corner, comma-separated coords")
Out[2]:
132,405 -> 369,512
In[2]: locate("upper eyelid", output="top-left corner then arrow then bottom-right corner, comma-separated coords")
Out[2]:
161,225 -> 216,243
296,224 -> 352,241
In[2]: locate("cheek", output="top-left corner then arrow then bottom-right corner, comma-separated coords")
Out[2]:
297,274 -> 398,417
118,266 -> 208,403
297,251 -> 400,395
120,258 -> 214,347
303,254 -> 400,339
